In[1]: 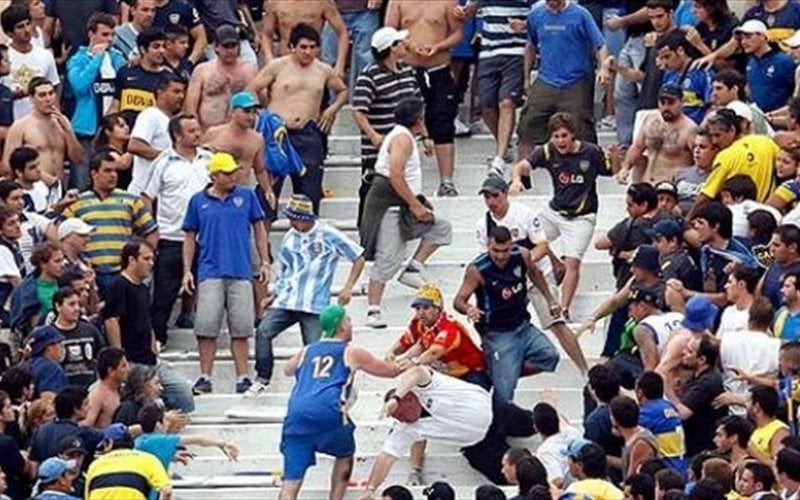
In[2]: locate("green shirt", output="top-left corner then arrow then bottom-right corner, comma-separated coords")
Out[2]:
36,278 -> 58,318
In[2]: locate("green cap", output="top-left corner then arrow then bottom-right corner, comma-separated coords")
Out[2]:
320,304 -> 346,338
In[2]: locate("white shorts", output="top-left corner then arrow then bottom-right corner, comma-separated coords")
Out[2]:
538,206 -> 596,260
528,270 -> 564,330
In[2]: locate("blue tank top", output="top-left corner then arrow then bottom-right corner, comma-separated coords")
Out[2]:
638,398 -> 688,477
284,340 -> 354,435
473,247 -> 530,334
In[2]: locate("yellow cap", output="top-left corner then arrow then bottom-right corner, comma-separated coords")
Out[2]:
207,152 -> 240,174
412,284 -> 443,309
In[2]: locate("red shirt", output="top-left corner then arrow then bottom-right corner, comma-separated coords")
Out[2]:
399,313 -> 486,377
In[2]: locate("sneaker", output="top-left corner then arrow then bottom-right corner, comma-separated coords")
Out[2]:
175,312 -> 194,329
192,377 -> 213,395
436,181 -> 459,197
488,155 -> 505,178
599,115 -> 617,130
407,469 -> 425,486
398,266 -> 427,289
243,379 -> 270,398
235,377 -> 254,394
366,311 -> 387,329
454,117 -> 472,137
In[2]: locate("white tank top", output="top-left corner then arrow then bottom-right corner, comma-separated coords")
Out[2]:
640,312 -> 685,355
374,125 -> 422,195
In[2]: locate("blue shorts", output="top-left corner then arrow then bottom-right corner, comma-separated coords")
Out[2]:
280,422 -> 356,480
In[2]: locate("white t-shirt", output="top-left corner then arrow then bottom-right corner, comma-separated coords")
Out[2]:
476,200 -> 551,275
129,106 -> 172,195
717,304 -> 750,341
19,211 -> 51,274
4,45 -> 60,119
0,246 -> 22,281
143,148 -> 211,241
374,125 -> 421,195
383,371 -> 492,457
720,329 -> 780,414
25,180 -> 61,214
639,311 -> 684,356
728,200 -> 781,239
536,426 -> 581,483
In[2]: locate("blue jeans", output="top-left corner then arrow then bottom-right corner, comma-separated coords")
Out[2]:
255,308 -> 322,381
614,36 -> 646,146
480,322 -> 559,402
321,9 -> 380,95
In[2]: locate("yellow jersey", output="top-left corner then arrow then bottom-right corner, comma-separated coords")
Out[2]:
85,448 -> 170,500
749,419 -> 789,461
701,135 -> 779,202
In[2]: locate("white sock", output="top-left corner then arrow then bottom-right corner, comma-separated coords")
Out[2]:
367,305 -> 381,315
408,259 -> 423,271
199,374 -> 212,381
237,375 -> 250,383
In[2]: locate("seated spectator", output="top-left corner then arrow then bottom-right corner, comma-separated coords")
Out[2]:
736,461 -> 775,498
718,175 -> 781,241
83,347 -> 128,429
564,441 -> 624,500
532,403 -> 580,487
31,457 -> 80,500
0,389 -> 35,500
610,395 -> 660,480
674,129 -> 716,215
9,242 -> 65,336
774,271 -> 800,341
25,327 -> 67,397
635,372 -> 689,477
85,423 -> 171,500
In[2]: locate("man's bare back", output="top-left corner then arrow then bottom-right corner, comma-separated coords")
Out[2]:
251,56 -> 331,129
5,114 -> 67,180
186,59 -> 258,129
203,124 -> 263,186
85,382 -> 120,429
387,0 -> 460,68
638,111 -> 696,184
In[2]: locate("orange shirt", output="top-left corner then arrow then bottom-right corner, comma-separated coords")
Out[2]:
399,313 -> 486,377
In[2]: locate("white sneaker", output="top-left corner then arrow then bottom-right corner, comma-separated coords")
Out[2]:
366,311 -> 387,329
243,379 -> 270,398
488,156 -> 506,178
398,267 -> 427,289
454,117 -> 471,137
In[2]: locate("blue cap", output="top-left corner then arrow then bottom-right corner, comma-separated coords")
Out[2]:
682,295 -> 719,332
631,245 -> 661,276
560,437 -> 593,459
230,91 -> 259,110
37,457 -> 77,484
27,327 -> 64,357
103,423 -> 129,442
650,219 -> 684,240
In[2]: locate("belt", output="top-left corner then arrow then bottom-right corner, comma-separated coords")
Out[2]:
415,62 -> 450,74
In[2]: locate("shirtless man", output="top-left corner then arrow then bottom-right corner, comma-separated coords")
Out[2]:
248,23 -> 348,214
260,0 -> 349,78
83,347 -> 129,430
1,77 -> 83,185
184,25 -> 258,129
617,83 -> 696,185
386,0 -> 463,196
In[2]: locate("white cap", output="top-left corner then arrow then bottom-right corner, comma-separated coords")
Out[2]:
58,218 -> 95,240
726,100 -> 754,122
734,19 -> 768,36
785,29 -> 800,48
371,27 -> 409,52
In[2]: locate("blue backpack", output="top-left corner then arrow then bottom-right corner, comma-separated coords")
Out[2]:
256,110 -> 305,178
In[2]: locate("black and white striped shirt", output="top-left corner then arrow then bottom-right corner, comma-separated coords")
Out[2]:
352,61 -> 420,161
476,0 -> 532,60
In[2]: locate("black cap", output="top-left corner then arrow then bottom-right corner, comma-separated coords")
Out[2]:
655,181 -> 678,197
649,218 -> 684,240
423,481 -> 455,500
659,83 -> 683,100
628,284 -> 661,306
631,245 -> 661,276
56,436 -> 87,456
215,24 -> 239,45
478,175 -> 508,195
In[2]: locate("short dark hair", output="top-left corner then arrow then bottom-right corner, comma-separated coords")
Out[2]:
0,179 -> 22,202
576,442 -> 608,478
380,485 -> 413,500
288,22 -> 320,47
646,0 -> 674,10
137,26 -> 167,53
743,461 -> 775,492
750,385 -> 780,418
27,76 -> 53,96
729,264 -> 761,294
717,415 -> 753,448
58,269 -> 86,289
628,183 -> 658,210
168,113 -> 197,143
775,224 -> 800,255
97,347 -> 126,380
394,97 -> 424,128
625,473 -> 656,500
30,241 -> 62,270
777,448 -> 800,482
588,363 -> 620,403
121,240 -> 153,270
610,395 -> 640,428
488,225 -> 512,245
749,296 -> 775,331
532,403 -> 559,437
164,24 -> 189,40
721,175 -> 757,201
1,4 -> 31,35
636,371 -> 665,401
696,334 -> 719,368
138,402 -> 165,433
8,146 -> 38,174
504,447 -> 533,468
656,468 -> 686,493
655,29 -> 699,58
664,490 -> 688,500
548,112 -> 576,136
0,365 -> 33,402
713,69 -> 747,101
55,385 -> 88,419
688,478 -> 725,500
89,152 -> 117,172
693,201 -> 733,240
155,71 -> 186,95
747,210 -> 778,247
0,205 -> 18,228
52,286 -> 79,309
474,484 -> 507,500
707,108 -> 742,136
526,485 -> 551,500
87,12 -> 116,33
516,456 -> 549,495
639,458 -> 668,477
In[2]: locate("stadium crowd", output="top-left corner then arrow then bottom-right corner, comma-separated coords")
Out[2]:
8,0 -> 800,499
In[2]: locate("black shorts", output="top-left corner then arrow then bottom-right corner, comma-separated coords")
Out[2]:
415,65 -> 458,144
477,55 -> 524,109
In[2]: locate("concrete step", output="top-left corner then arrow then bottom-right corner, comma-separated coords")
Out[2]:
172,484 -> 518,500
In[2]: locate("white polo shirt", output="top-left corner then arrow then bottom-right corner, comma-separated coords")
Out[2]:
143,147 -> 211,242
130,106 -> 172,195
383,370 -> 492,457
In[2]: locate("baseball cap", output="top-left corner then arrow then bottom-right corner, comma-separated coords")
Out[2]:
230,91 -> 258,110
57,436 -> 87,457
36,457 -> 77,486
207,152 -> 239,175
27,327 -> 64,357
631,245 -> 661,276
423,481 -> 456,500
785,30 -> 800,49
283,194 -> 317,221
371,27 -> 409,51
320,304 -> 346,339
681,295 -> 719,332
658,83 -> 683,101
561,437 -> 593,459
628,284 -> 661,306
58,218 -> 95,240
649,218 -> 684,240
216,24 -> 239,45
104,423 -> 130,442
478,175 -> 508,195
411,284 -> 443,309
655,181 -> 677,197
735,19 -> 768,36
726,100 -> 754,123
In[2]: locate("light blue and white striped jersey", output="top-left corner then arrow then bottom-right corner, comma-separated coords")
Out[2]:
273,222 -> 364,314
